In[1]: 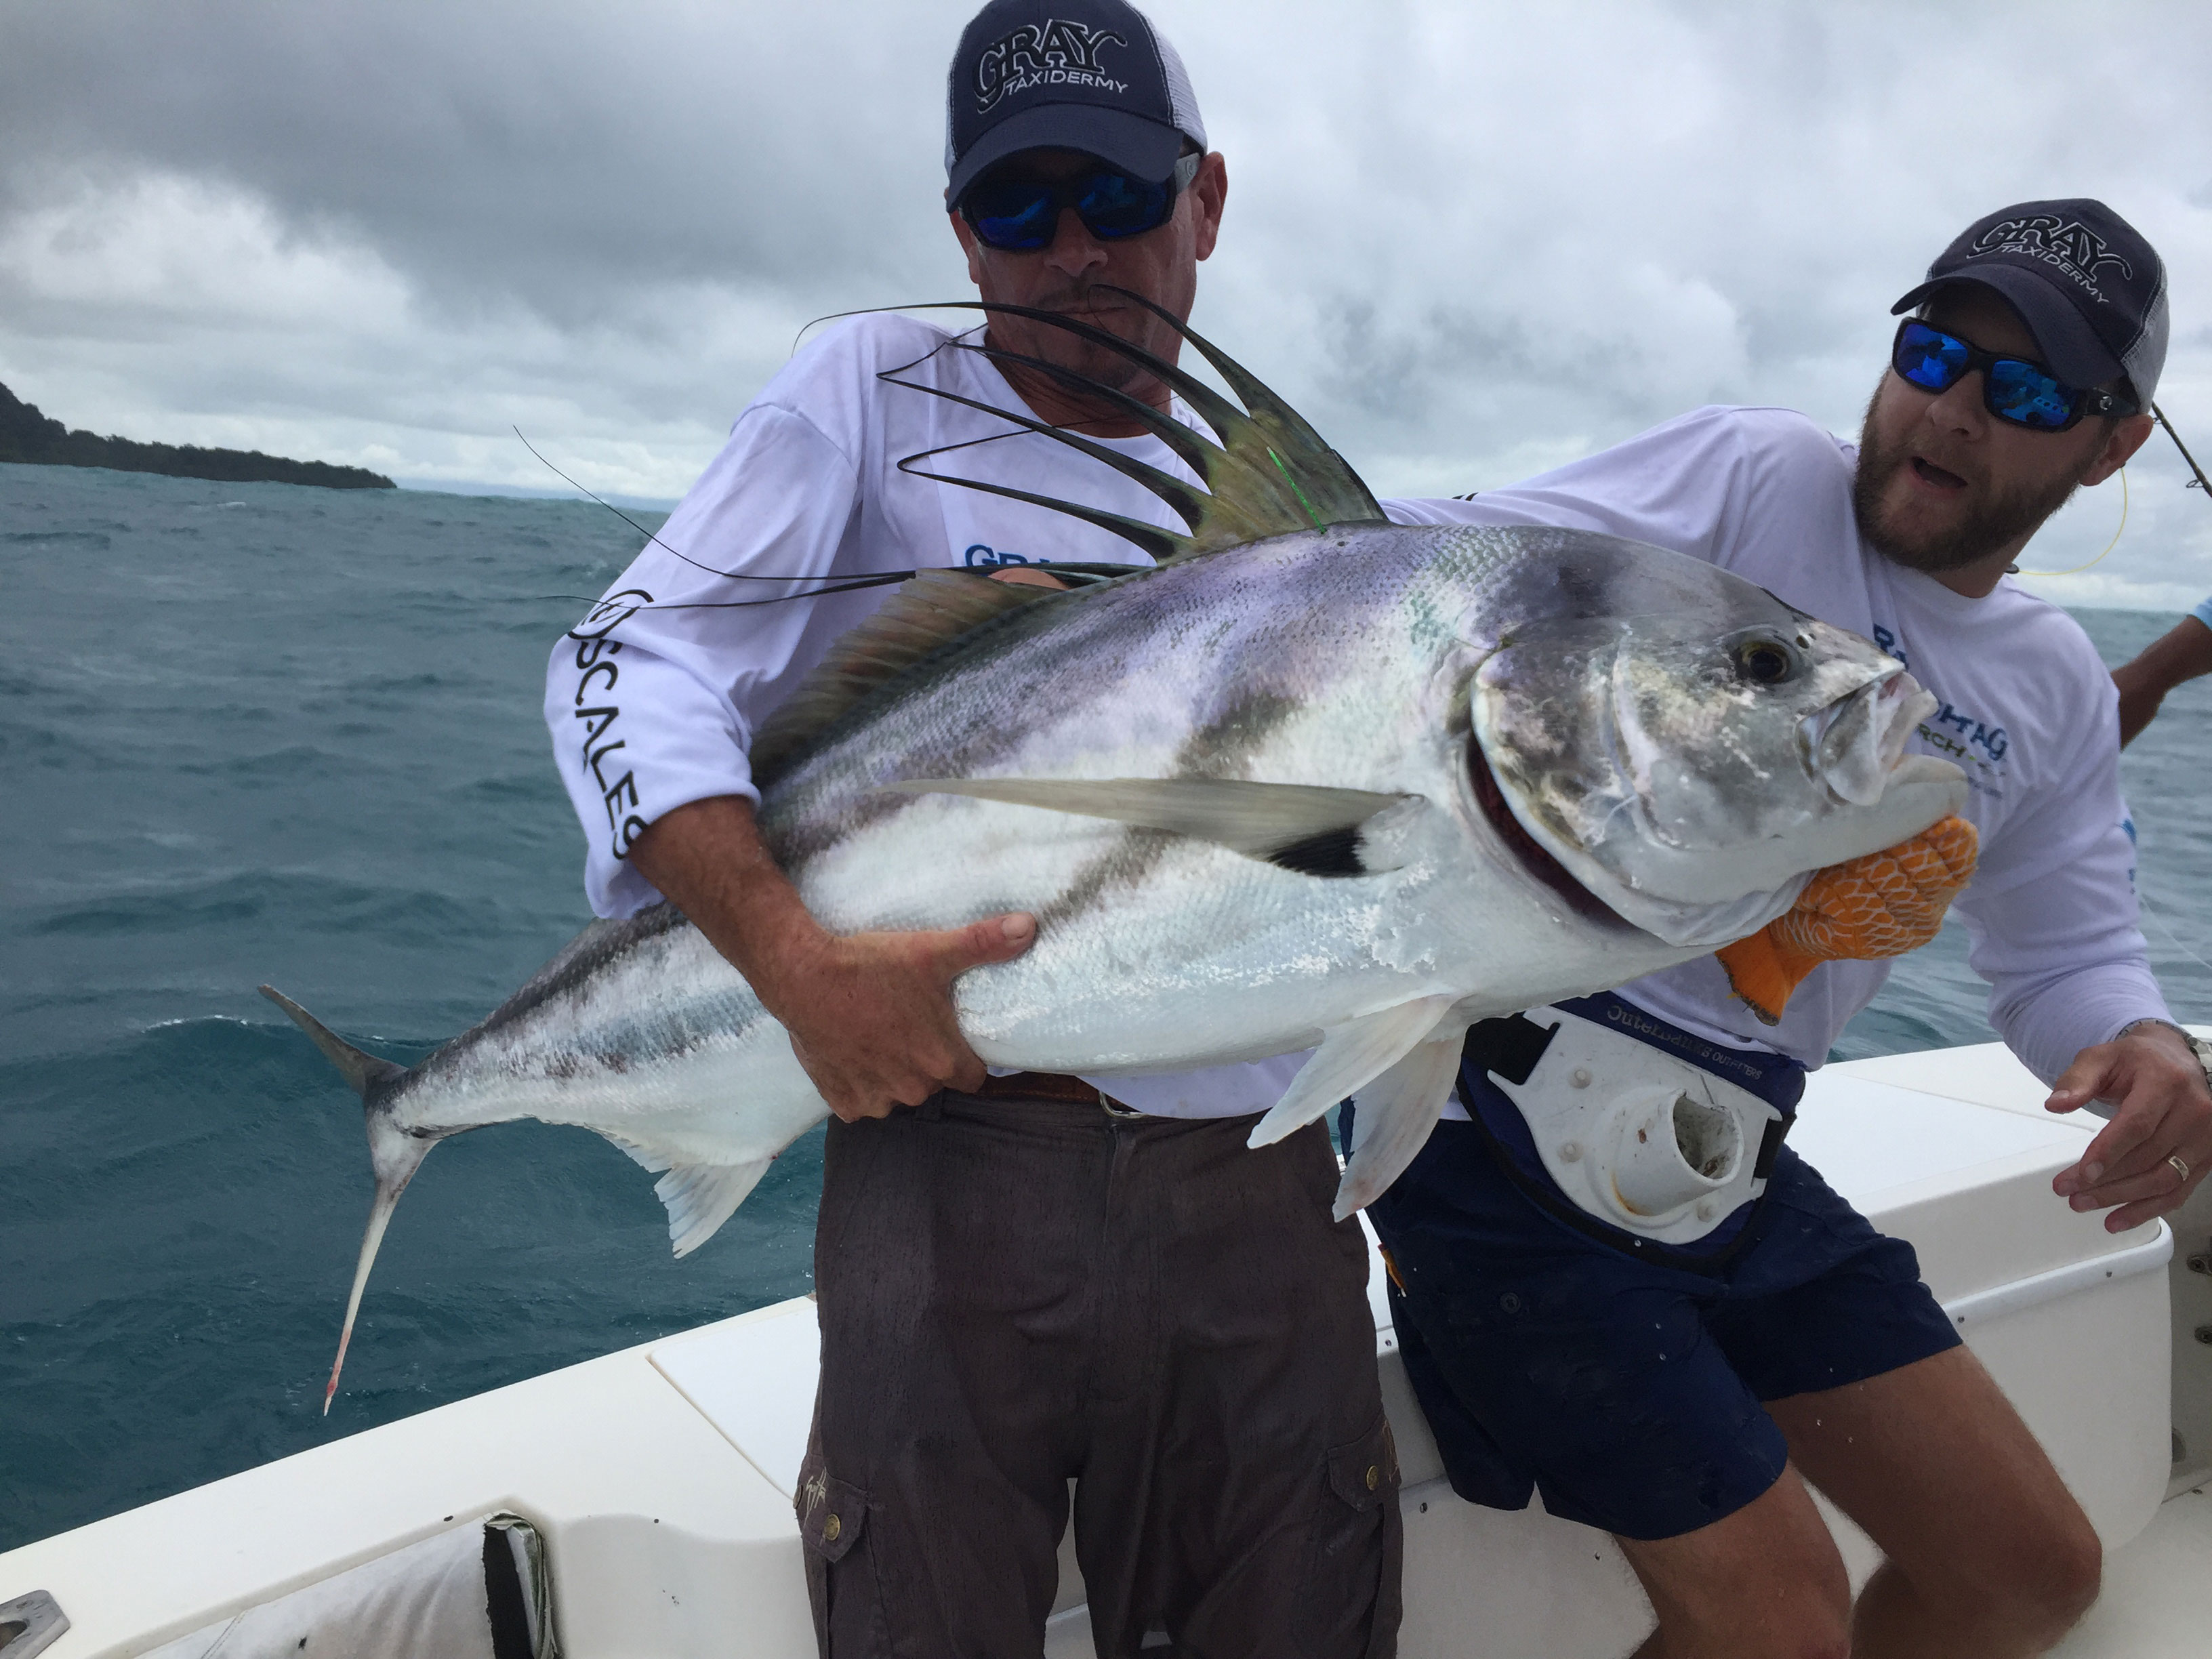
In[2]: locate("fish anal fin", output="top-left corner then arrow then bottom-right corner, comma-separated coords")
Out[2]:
1334,1034 -> 1464,1219
878,777 -> 1415,874
750,570 -> 1060,786
1248,994 -> 1458,1149
655,1159 -> 775,1257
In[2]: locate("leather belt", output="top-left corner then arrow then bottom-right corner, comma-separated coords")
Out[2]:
966,1070 -> 1146,1116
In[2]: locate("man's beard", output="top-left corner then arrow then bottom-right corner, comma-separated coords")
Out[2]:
1851,389 -> 2097,574
1017,284 -> 1172,390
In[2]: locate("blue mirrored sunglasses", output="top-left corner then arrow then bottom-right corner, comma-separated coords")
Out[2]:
960,152 -> 1202,253
1891,318 -> 2136,432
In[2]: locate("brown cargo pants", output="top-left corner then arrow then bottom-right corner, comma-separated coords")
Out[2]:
796,1090 -> 1401,1658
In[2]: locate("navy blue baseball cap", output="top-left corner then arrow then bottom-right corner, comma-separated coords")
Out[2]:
1892,199 -> 2169,405
945,0 -> 1208,205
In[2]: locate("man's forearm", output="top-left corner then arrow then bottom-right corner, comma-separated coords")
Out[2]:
2113,614 -> 2212,745
623,793 -> 1036,1120
1986,956 -> 2170,1088
627,794 -> 827,1019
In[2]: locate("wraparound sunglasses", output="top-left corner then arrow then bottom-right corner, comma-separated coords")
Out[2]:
1891,317 -> 2137,432
960,151 -> 1203,252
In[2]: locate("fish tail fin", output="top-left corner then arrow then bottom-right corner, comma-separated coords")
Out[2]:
322,1118 -> 434,1414
259,985 -> 427,1412
259,984 -> 407,1101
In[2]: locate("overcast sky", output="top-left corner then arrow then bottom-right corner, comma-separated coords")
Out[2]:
3,1 -> 2209,607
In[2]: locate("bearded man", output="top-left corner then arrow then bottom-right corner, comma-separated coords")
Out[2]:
1375,199 -> 2212,1658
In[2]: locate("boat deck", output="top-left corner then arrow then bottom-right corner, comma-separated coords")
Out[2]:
3,1038 -> 2207,1658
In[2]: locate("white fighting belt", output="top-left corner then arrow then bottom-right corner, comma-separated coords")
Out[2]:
1481,1004 -> 1788,1246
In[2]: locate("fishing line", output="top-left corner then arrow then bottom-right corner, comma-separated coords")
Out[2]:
792,302 -> 975,359
514,427 -> 898,592
2015,466 -> 2127,577
2152,402 -> 2212,502
531,575 -> 924,614
511,411 -> 1124,623
512,426 -> 934,618
518,300 -> 1192,623
2137,886 -> 2212,981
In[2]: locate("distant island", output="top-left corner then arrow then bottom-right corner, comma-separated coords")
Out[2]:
0,380 -> 394,491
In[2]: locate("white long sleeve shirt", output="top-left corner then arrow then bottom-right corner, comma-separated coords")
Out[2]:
552,328 -> 2163,1105
545,312 -> 1303,1119
1385,405 -> 2170,1083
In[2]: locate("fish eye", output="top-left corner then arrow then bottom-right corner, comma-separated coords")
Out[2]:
1729,634 -> 1800,686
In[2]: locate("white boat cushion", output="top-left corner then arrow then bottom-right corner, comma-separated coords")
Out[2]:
138,1514 -> 552,1659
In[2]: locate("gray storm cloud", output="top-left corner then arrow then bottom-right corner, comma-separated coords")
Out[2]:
1,0 -> 2208,603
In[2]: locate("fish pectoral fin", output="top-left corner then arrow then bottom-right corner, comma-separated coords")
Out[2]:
1333,1035 -> 1465,1220
653,1158 -> 775,1258
1248,994 -> 1460,1149
879,777 -> 1416,876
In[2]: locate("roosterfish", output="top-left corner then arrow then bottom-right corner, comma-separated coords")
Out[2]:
266,296 -> 1965,1408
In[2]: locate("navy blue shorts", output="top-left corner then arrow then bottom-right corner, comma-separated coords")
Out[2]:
1364,1119 -> 1961,1542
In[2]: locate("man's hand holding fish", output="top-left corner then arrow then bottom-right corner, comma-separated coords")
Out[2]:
628,791 -> 1035,1120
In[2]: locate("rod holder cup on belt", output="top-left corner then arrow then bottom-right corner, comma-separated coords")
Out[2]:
1607,1086 -> 1745,1218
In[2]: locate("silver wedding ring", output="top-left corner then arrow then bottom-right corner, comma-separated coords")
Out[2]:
2169,1153 -> 2191,1184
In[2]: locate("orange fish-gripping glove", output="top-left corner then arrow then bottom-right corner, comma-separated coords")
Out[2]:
1715,815 -> 1980,1025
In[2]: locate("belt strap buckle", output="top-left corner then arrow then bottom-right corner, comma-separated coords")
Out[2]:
971,1069 -> 1142,1115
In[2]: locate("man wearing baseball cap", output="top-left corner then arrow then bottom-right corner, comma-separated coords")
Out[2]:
545,4 -> 1401,1654
1378,199 -> 2207,1655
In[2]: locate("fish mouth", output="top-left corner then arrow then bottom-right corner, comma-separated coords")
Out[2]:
1467,733 -> 1620,926
1471,656 -> 1965,948
1800,668 -> 1937,807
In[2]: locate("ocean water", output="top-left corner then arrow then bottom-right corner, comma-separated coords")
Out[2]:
3,460 -> 2209,1552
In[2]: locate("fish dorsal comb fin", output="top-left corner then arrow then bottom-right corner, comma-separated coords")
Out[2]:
880,291 -> 1385,564
748,569 -> 1061,787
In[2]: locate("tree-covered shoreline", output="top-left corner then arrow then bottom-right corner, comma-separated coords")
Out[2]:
0,381 -> 394,491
